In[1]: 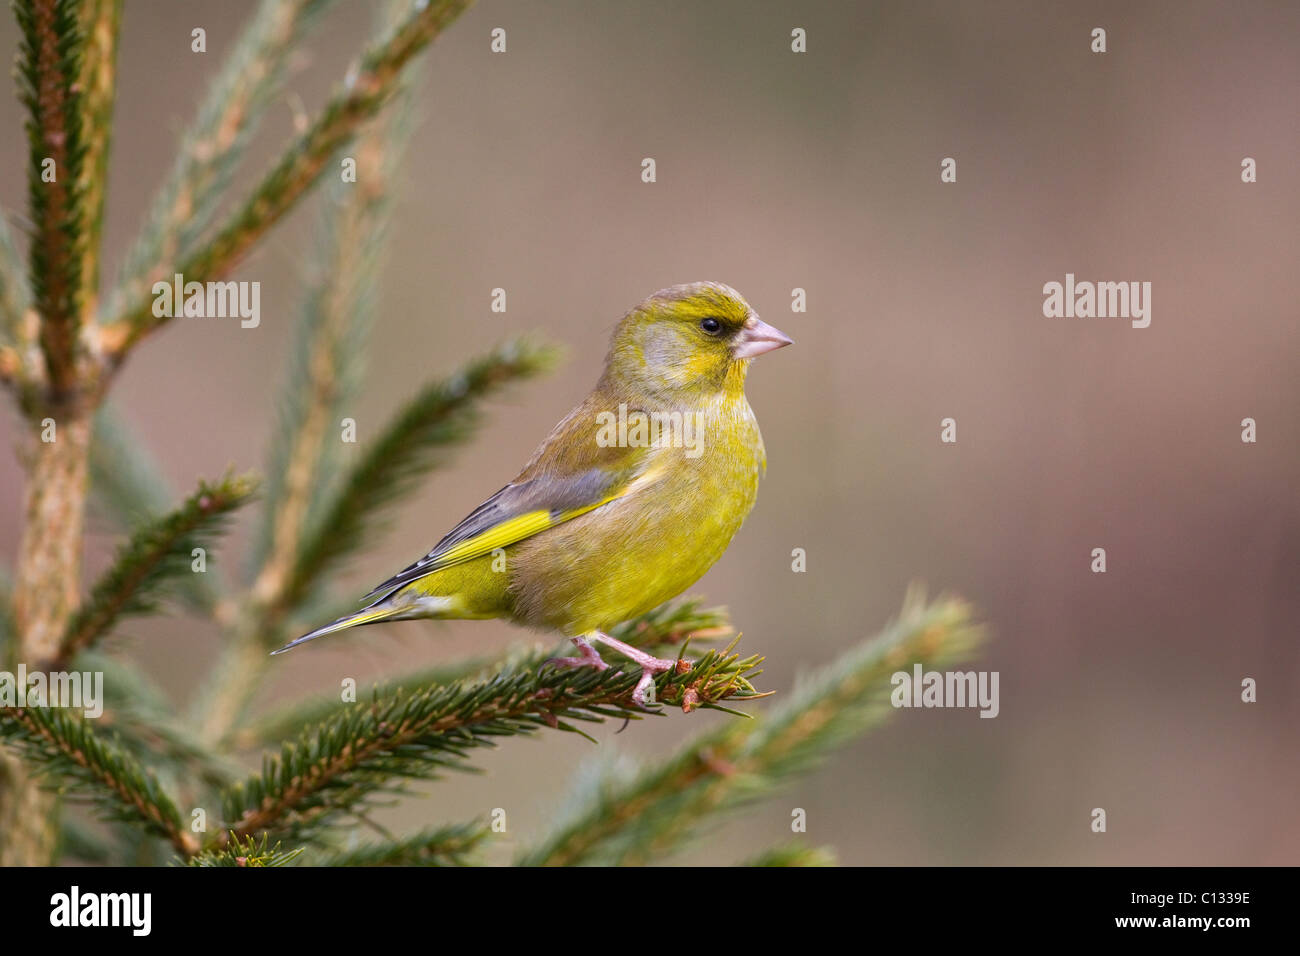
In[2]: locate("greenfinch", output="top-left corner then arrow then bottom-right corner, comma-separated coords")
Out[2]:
275,282 -> 792,704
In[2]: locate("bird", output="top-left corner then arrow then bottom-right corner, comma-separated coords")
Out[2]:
273,281 -> 792,706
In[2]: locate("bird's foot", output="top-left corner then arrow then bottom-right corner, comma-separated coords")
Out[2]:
546,635 -> 609,671
589,632 -> 688,709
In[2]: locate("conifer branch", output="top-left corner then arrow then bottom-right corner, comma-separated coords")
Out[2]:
0,571 -> 13,662
187,833 -> 303,867
233,600 -> 729,749
229,654 -> 501,750
215,643 -> 764,848
193,7 -> 439,747
88,404 -> 175,526
0,208 -> 30,345
87,652 -> 242,792
57,813 -> 116,863
250,25 -> 419,594
310,821 -> 486,866
53,473 -> 258,668
103,0 -> 337,328
89,405 -> 226,615
266,340 -> 558,621
101,0 -> 477,358
73,0 -> 121,316
0,705 -> 197,856
742,843 -> 837,867
607,598 -> 733,650
16,0 -> 90,401
517,594 -> 983,866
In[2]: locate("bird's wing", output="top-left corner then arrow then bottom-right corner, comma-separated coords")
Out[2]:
363,407 -> 659,601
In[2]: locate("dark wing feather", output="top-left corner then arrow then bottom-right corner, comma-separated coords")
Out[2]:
361,468 -> 635,601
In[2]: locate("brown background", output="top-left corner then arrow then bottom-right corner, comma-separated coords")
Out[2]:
0,0 -> 1296,864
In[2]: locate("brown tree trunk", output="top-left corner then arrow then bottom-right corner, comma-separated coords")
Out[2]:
0,411 -> 91,865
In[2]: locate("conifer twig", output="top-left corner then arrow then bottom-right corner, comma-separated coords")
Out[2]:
101,0 -> 477,359
742,843 -> 837,867
0,706 -> 197,857
103,0 -> 337,326
517,594 -> 983,866
0,571 -> 13,660
607,598 -> 733,650
87,652 -> 243,792
215,644 -> 765,848
89,405 -> 227,615
73,0 -> 122,317
249,26 -> 419,594
88,404 -> 180,524
187,833 -> 302,867
0,208 -> 30,345
228,653 -> 501,750
194,13 -> 467,746
231,600 -> 730,749
57,813 -> 116,864
310,821 -> 487,866
53,473 -> 258,669
16,0 -> 89,399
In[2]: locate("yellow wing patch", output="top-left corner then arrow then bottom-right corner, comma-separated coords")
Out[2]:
418,495 -> 620,571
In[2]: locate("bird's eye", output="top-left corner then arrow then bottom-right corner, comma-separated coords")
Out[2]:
700,317 -> 723,335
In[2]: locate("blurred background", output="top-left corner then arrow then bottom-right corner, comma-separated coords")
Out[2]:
0,0 -> 1296,864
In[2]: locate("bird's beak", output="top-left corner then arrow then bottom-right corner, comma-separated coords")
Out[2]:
731,316 -> 794,360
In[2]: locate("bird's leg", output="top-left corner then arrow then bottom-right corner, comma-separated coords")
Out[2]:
588,632 -> 684,708
546,634 -> 609,671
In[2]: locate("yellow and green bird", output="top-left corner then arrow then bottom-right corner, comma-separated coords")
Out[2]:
275,282 -> 793,704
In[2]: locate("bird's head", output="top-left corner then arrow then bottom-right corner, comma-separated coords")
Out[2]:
601,281 -> 793,399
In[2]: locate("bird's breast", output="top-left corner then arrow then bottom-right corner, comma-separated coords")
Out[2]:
508,397 -> 765,634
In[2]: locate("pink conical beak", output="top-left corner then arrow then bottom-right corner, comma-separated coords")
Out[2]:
732,316 -> 794,360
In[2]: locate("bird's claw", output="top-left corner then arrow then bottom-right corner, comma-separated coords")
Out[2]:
546,636 -> 609,671
629,654 -> 680,709
553,633 -> 694,710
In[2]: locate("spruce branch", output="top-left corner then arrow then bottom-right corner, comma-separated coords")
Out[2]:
263,339 -> 558,620
103,0 -> 337,327
192,6 -> 437,747
186,832 -> 303,867
16,0 -> 90,400
57,812 -> 116,864
517,594 -> 984,866
607,598 -> 733,651
101,0 -> 477,358
0,705 -> 197,856
72,0 -> 121,315
0,570 -> 13,662
250,22 -> 419,592
215,643 -> 764,848
229,653 -> 502,750
233,600 -> 728,749
742,843 -> 837,867
87,652 -> 242,793
310,821 -> 487,866
88,404 -> 176,527
0,208 -> 30,344
54,473 -> 258,668
89,405 -> 226,615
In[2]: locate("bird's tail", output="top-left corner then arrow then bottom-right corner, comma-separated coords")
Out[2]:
272,602 -> 405,655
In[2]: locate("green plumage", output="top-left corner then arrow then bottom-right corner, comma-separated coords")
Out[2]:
277,282 -> 791,654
